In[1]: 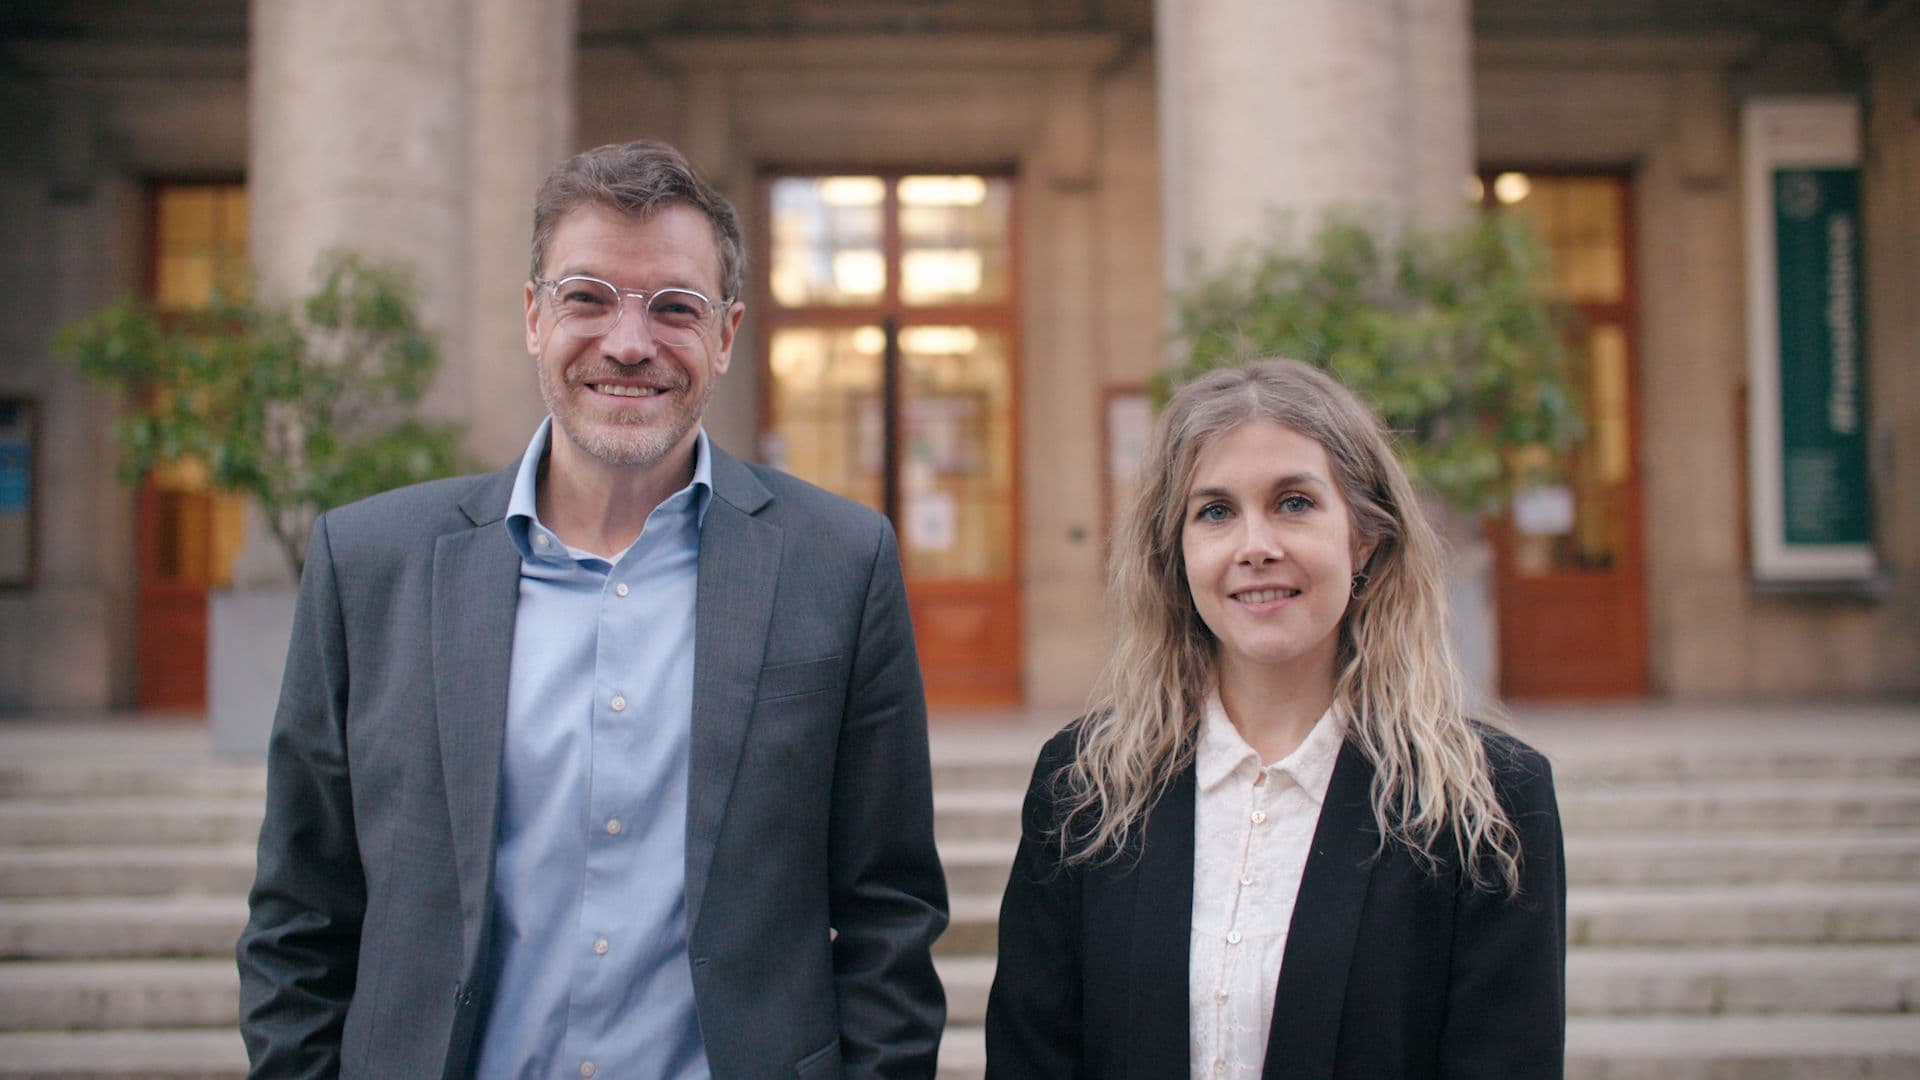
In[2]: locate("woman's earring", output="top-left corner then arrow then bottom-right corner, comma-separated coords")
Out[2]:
1351,572 -> 1370,598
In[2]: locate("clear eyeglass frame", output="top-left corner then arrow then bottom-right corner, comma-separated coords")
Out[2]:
535,275 -> 726,347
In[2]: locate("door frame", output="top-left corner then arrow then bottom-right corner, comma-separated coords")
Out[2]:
753,166 -> 1025,706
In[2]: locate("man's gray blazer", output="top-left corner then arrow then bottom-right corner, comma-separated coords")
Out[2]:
237,444 -> 949,1078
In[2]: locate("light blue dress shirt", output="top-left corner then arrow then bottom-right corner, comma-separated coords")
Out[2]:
474,419 -> 713,1080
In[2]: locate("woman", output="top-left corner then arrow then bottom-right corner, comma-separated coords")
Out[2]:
985,359 -> 1565,1079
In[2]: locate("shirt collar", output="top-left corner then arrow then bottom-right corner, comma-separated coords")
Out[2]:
1195,688 -> 1346,801
505,418 -> 714,561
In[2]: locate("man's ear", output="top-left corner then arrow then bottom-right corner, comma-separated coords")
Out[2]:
710,300 -> 746,377
524,280 -> 542,355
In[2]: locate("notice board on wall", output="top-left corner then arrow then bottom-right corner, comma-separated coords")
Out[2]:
1741,96 -> 1875,587
0,398 -> 33,588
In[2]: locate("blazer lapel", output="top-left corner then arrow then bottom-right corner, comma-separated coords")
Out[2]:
1264,740 -> 1378,1079
432,467 -> 521,975
1128,765 -> 1197,1079
684,448 -> 781,935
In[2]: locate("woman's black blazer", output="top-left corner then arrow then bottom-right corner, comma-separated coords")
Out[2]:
984,724 -> 1566,1079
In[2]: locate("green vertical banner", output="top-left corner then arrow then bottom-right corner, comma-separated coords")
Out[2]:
1772,168 -> 1869,546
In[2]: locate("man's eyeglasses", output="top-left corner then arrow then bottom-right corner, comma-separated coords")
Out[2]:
535,275 -> 725,347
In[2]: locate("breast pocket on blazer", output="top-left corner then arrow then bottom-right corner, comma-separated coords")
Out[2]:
755,655 -> 845,704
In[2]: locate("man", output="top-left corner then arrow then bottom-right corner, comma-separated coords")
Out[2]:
238,140 -> 949,1078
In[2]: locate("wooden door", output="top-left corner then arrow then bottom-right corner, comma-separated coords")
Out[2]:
761,173 -> 1022,706
135,468 -> 244,709
1481,171 -> 1649,698
133,182 -> 249,710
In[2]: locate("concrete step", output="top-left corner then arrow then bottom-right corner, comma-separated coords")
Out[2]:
932,780 -> 1920,844
932,945 -> 1920,1026
1564,829 -> 1920,885
1568,883 -> 1920,947
0,1010 -> 1908,1080
0,897 -> 245,961
926,733 -> 1920,791
1550,745 -> 1920,785
1562,781 -> 1920,831
936,841 -> 1015,898
0,762 -> 264,801
0,960 -> 237,1032
1569,944 -> 1920,1016
1562,1015 -> 1920,1079
939,882 -> 1920,957
936,955 -> 996,1027
935,1015 -> 1920,1079
10,938 -> 1906,1037
0,1028 -> 246,1079
0,845 -> 256,899
0,800 -> 263,847
935,830 -> 1920,896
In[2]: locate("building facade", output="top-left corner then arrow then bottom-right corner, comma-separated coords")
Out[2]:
2,0 -> 1915,714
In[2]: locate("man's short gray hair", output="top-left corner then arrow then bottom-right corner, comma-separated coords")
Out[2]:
529,139 -> 745,300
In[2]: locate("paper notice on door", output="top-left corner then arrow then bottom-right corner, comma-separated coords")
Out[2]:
1512,485 -> 1576,536
906,492 -> 957,551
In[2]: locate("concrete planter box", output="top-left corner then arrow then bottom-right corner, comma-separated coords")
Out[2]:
209,586 -> 298,758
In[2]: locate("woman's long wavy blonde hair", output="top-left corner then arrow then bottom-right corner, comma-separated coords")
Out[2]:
1057,358 -> 1523,894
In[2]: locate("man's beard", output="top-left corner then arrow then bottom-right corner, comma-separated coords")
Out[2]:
541,364 -> 712,468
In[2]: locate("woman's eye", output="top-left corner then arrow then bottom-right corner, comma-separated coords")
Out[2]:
1197,503 -> 1231,523
1279,494 -> 1315,513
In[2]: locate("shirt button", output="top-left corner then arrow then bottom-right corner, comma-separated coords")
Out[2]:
615,582 -> 629,597
610,695 -> 626,712
1250,810 -> 1267,824
580,1063 -> 596,1078
535,534 -> 550,548
605,818 -> 623,836
593,937 -> 609,955
1227,930 -> 1242,945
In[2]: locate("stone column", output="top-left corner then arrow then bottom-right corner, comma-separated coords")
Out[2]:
248,0 -> 577,548
467,0 -> 578,466
1154,0 -> 1496,703
1156,0 -> 1473,285
250,0 -> 471,347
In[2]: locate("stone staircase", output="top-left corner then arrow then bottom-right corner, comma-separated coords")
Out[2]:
0,709 -> 1916,1077
0,725 -> 259,1077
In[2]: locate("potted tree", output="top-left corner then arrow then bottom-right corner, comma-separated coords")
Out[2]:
59,251 -> 471,752
1162,213 -> 1583,703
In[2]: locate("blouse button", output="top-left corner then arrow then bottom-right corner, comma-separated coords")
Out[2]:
1226,930 -> 1243,945
1250,810 -> 1267,824
1241,873 -> 1255,887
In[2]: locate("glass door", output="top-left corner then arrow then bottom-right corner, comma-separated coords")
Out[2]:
761,173 -> 1021,707
1479,171 -> 1648,698
136,182 -> 250,710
